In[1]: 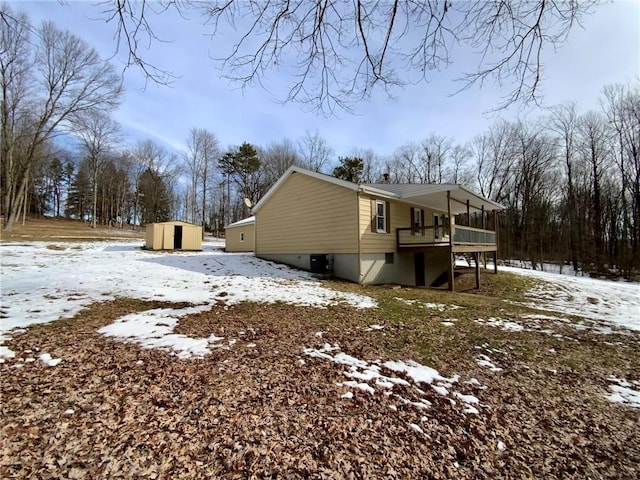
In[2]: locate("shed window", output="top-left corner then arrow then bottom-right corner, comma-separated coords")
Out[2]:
240,232 -> 245,242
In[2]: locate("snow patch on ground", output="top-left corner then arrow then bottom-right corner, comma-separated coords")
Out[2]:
475,317 -> 525,332
364,324 -> 384,331
476,312 -> 629,340
476,354 -> 503,372
0,241 -> 376,359
394,298 -> 461,311
606,376 -> 640,408
501,266 -> 640,331
303,343 -> 482,420
0,333 -> 16,362
98,305 -> 223,358
38,353 -> 62,367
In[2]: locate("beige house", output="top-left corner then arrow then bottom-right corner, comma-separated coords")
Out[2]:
224,216 -> 255,252
145,221 -> 202,251
252,166 -> 503,290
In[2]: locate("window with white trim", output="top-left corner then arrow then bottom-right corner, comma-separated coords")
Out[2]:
240,232 -> 245,242
376,200 -> 387,233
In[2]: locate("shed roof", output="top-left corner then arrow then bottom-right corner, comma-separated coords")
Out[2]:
225,216 -> 255,228
148,221 -> 201,227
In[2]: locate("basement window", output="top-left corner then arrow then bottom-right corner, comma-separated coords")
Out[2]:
385,252 -> 394,264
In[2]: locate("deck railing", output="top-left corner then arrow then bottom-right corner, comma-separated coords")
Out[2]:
397,224 -> 496,249
452,225 -> 496,244
396,225 -> 451,247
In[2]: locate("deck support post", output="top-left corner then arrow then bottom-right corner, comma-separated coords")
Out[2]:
474,252 -> 480,289
481,205 -> 486,267
448,250 -> 455,292
493,209 -> 499,274
447,191 -> 454,292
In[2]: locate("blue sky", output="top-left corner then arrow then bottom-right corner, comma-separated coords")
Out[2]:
17,0 -> 640,160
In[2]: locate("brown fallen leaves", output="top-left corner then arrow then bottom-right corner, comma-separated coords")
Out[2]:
1,299 -> 639,479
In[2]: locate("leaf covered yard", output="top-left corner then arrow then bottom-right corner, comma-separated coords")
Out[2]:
1,240 -> 639,478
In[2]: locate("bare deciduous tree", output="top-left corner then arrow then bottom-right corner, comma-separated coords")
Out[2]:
74,111 -> 121,228
260,138 -> 300,187
297,130 -> 333,173
579,111 -> 612,272
445,143 -> 474,185
602,83 -> 640,274
1,5 -> 122,230
473,120 -> 516,203
548,102 -> 581,271
184,128 -> 220,230
420,134 -> 451,184
131,139 -> 180,224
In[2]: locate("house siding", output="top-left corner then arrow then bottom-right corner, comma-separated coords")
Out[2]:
356,195 -> 449,286
358,194 -> 440,254
225,223 -> 255,252
255,172 -> 359,255
258,253 -> 360,283
360,252 -> 415,285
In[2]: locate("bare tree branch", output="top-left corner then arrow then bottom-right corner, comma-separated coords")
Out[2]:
81,0 -> 599,114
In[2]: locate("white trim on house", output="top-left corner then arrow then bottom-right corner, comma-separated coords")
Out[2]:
225,216 -> 255,228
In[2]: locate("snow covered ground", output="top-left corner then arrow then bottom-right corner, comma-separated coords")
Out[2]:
0,240 -> 374,359
500,265 -> 640,331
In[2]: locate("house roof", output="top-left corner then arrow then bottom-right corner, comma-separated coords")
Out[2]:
252,166 -> 503,215
225,216 -> 255,228
362,183 -> 504,214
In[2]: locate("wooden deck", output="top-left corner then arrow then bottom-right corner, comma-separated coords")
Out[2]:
396,225 -> 497,253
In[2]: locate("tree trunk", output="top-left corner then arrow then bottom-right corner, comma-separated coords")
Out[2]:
4,165 -> 31,231
91,167 -> 98,228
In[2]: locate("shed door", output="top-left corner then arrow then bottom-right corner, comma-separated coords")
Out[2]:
174,225 -> 183,249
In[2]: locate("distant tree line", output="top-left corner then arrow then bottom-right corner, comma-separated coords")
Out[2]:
2,5 -> 638,278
